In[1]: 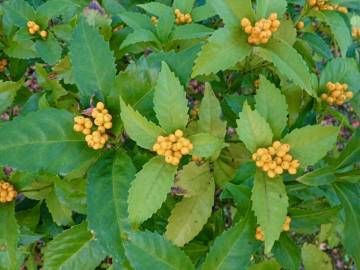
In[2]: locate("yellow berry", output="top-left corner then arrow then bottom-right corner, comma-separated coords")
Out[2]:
175,129 -> 183,138
241,18 -> 251,27
288,167 -> 297,175
244,25 -> 253,34
275,166 -> 284,175
272,141 -> 281,149
256,160 -> 264,167
283,154 -> 292,162
103,114 -> 112,122
40,30 -> 48,38
296,21 -> 305,30
346,91 -> 353,99
327,82 -> 336,91
269,13 -> 278,21
82,128 -> 91,135
73,124 -> 84,132
104,122 -> 112,129
281,161 -> 290,170
33,24 -> 40,32
267,170 -> 276,178
153,143 -> 160,151
181,148 -> 190,155
96,102 -> 105,110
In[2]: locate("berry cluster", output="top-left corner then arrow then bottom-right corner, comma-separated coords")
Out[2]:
0,59 -> 7,73
252,141 -> 300,178
241,13 -> 280,45
308,0 -> 348,13
73,102 -> 112,150
321,82 -> 353,106
0,181 -> 17,203
27,21 -> 48,39
352,28 -> 360,39
151,16 -> 159,26
296,21 -> 305,30
174,9 -> 192,25
152,130 -> 193,166
255,216 -> 291,241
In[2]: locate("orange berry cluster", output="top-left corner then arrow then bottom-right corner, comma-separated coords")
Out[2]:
352,28 -> 360,39
241,13 -> 280,45
252,141 -> 300,178
174,9 -> 192,25
308,0 -> 348,13
151,16 -> 159,26
321,82 -> 353,106
27,21 -> 48,39
0,181 -> 17,203
0,59 -> 7,73
73,102 -> 112,150
296,21 -> 305,30
256,216 -> 291,241
152,130 -> 193,166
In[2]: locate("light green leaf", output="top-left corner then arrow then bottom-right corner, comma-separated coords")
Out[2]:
2,0 -> 35,27
165,178 -> 214,246
0,79 -> 24,114
119,12 -> 153,31
124,231 -> 195,270
174,162 -> 212,197
45,189 -> 72,226
120,29 -> 159,49
4,40 -> 37,59
156,6 -> 175,43
301,243 -> 332,270
248,259 -> 281,270
120,98 -> 165,150
138,2 -> 172,17
173,0 -> 194,13
256,0 -> 287,19
209,0 -> 255,26
254,38 -> 315,97
36,0 -> 80,19
282,125 -> 338,167
70,19 -> 116,100
189,133 -> 225,158
251,170 -> 289,253
153,62 -> 189,133
192,2 -> 216,22
172,24 -> 213,41
197,83 -> 227,138
255,76 -> 288,138
273,19 -> 297,45
192,27 -> 252,77
236,102 -> 273,153
272,233 -> 302,270
200,213 -> 258,270
88,151 -> 136,267
128,156 -> 177,225
0,203 -> 20,270
0,109 -> 98,174
333,183 -> 360,268
43,222 -> 106,270
54,178 -> 87,214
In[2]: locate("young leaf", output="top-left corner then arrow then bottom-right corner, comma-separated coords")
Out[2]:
174,162 -> 212,197
120,98 -> 165,150
272,233 -> 302,270
236,102 -> 273,153
88,151 -> 136,267
251,170 -> 289,253
70,19 -> 116,101
255,76 -> 288,138
45,189 -> 72,226
254,38 -> 315,97
128,156 -> 177,225
282,125 -> 338,168
43,222 -> 106,270
189,133 -> 225,158
255,0 -> 287,19
35,34 -> 62,65
200,213 -> 258,270
0,203 -> 20,270
333,183 -> 360,268
301,243 -> 332,270
0,109 -> 98,174
153,62 -> 189,133
124,231 -> 195,270
192,27 -> 252,77
197,83 -> 227,138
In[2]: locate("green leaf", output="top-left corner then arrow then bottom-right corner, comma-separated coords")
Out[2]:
88,151 -> 136,267
120,29 -> 159,49
0,109 -> 98,174
296,166 -> 336,186
36,0 -> 80,19
45,188 -> 72,226
43,222 -> 106,270
128,156 -> 177,225
119,12 -> 153,31
255,0 -> 287,19
173,0 -> 194,13
172,24 -> 213,41
70,19 -> 116,100
138,2 -> 172,17
54,178 -> 87,214
153,62 -> 189,133
236,102 -> 273,153
200,213 -> 258,270
189,133 -> 225,158
197,83 -> 227,138
166,177 -> 214,246
4,40 -> 37,59
300,32 -> 332,59
2,0 -> 35,27
301,243 -> 332,270
156,6 -> 175,43
273,19 -> 297,46
272,233 -> 301,270
120,98 -> 165,150
255,76 -> 288,138
333,183 -> 360,268
0,79 -> 24,114
192,27 -> 252,77
254,38 -> 315,97
251,170 -> 289,253
209,0 -> 255,26
316,11 -> 352,56
248,259 -> 281,270
283,125 -> 338,168
124,231 -> 195,270
192,2 -> 216,22
0,203 -> 20,270
174,162 -> 212,197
